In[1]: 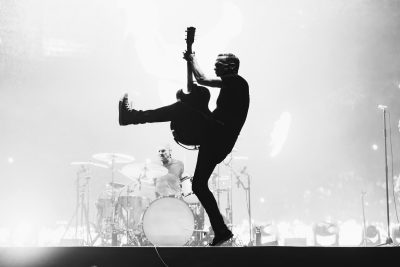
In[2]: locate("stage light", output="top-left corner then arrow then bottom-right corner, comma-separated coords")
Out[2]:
7,157 -> 14,164
391,224 -> 400,245
339,220 -> 362,246
371,144 -> 378,151
313,221 -> 339,246
254,223 -> 279,246
362,224 -> 381,246
259,197 -> 265,203
277,221 -> 311,246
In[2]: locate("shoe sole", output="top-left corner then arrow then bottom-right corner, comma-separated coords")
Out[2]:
118,100 -> 124,125
209,233 -> 233,247
118,96 -> 130,126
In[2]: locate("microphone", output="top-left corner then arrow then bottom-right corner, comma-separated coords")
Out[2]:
378,105 -> 388,110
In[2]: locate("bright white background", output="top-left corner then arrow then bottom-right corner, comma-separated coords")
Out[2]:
0,0 -> 400,239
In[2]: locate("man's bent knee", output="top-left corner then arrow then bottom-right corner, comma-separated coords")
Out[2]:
192,179 -> 208,195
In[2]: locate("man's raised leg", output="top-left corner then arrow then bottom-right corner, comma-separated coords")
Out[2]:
119,94 -> 188,125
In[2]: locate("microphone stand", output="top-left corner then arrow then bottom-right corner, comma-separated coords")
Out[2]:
361,191 -> 367,247
62,165 -> 92,245
109,156 -> 119,246
377,106 -> 393,246
235,170 -> 253,246
222,154 -> 234,228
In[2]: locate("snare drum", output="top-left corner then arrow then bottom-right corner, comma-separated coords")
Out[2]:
96,198 -> 114,219
95,197 -> 115,234
180,176 -> 199,204
142,197 -> 194,246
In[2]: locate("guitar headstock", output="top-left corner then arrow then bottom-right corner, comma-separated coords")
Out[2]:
186,27 -> 196,45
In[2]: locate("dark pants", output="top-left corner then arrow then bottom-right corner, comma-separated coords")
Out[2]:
136,102 -> 237,235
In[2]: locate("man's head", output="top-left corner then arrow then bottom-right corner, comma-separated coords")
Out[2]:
214,53 -> 240,77
158,144 -> 172,163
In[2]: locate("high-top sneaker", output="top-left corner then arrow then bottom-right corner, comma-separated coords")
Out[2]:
118,93 -> 141,125
208,229 -> 233,247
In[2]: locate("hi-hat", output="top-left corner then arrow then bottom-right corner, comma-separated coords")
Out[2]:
120,162 -> 168,180
71,161 -> 108,169
92,153 -> 135,164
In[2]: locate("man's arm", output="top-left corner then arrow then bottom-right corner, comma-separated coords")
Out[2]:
186,53 -> 222,88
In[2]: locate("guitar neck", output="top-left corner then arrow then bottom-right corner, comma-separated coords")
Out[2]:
187,61 -> 193,87
186,45 -> 193,92
185,26 -> 196,93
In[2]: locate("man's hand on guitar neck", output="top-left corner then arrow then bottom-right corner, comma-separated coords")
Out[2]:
183,50 -> 195,62
183,50 -> 222,88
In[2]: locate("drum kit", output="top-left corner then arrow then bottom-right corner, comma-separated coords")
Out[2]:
65,153 -> 233,247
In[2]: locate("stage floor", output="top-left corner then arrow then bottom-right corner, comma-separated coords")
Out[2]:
0,246 -> 398,267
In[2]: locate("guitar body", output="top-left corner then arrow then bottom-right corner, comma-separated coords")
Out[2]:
170,85 -> 211,146
170,26 -> 211,147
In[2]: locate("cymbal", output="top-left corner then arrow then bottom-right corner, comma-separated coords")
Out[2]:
107,182 -> 126,189
233,156 -> 249,160
92,153 -> 135,164
120,162 -> 168,180
71,161 -> 108,168
118,181 -> 156,199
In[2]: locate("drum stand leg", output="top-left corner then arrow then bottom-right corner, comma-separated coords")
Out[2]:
110,203 -> 119,246
109,158 -> 122,246
82,199 -> 93,245
61,171 -> 93,245
120,205 -> 134,246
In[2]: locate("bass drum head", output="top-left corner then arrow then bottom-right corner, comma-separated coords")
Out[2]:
142,197 -> 194,246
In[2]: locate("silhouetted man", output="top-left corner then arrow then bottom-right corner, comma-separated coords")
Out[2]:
119,52 -> 249,246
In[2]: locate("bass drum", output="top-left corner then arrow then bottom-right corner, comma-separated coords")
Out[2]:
142,197 -> 194,246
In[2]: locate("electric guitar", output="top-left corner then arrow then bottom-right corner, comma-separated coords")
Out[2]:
170,27 -> 211,147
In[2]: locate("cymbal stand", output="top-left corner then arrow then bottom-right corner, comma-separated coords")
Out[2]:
109,156 -> 119,246
214,167 -> 221,208
377,106 -> 393,246
222,153 -> 234,226
225,187 -> 232,227
122,184 -> 137,246
62,165 -> 93,245
361,191 -> 367,247
233,166 -> 253,246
